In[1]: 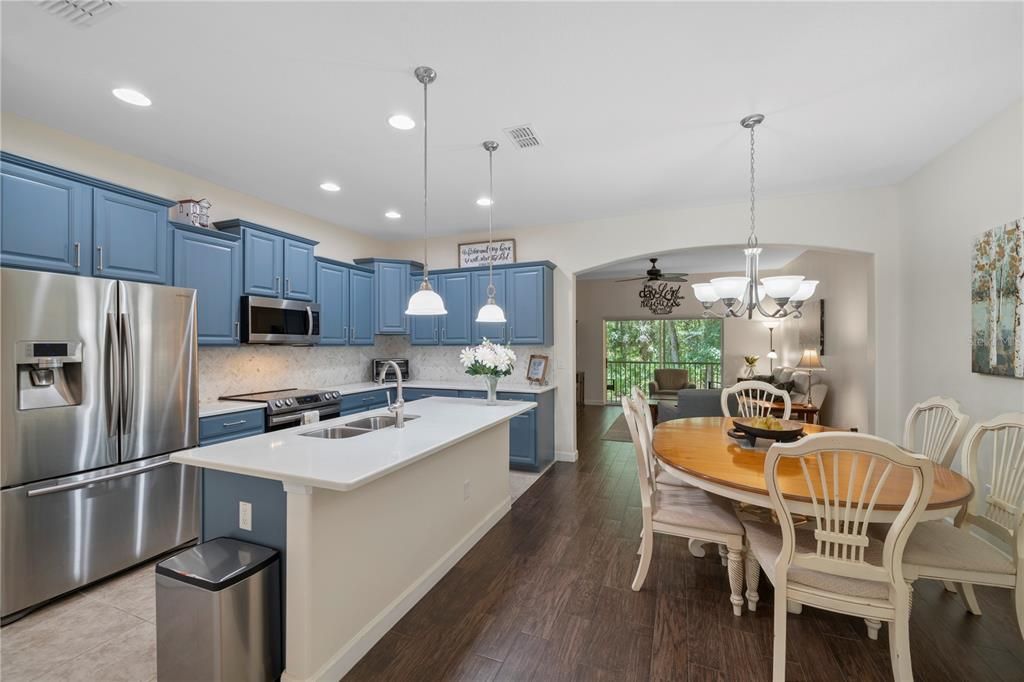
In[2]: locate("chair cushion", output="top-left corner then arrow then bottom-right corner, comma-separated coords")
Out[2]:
743,520 -> 890,600
653,488 -> 743,536
902,520 -> 1015,575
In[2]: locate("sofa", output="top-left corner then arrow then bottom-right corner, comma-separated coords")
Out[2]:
648,368 -> 696,401
656,367 -> 827,424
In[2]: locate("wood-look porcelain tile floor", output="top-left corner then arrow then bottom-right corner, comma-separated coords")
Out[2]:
347,406 -> 1024,682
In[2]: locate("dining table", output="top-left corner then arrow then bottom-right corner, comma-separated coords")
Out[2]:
652,416 -> 974,523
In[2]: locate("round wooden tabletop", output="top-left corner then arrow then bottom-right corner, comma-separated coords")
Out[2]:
652,417 -> 974,512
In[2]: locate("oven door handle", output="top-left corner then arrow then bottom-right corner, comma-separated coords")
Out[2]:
267,406 -> 341,429
306,305 -> 313,336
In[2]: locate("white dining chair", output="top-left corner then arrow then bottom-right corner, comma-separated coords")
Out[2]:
742,432 -> 934,681
722,380 -> 792,421
620,395 -> 747,615
630,386 -> 691,488
901,412 -> 1024,639
903,396 -> 972,467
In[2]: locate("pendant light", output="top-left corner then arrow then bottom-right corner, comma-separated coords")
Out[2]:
405,66 -> 447,316
475,140 -> 507,324
691,114 -> 819,319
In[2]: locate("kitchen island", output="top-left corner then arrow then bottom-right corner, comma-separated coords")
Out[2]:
172,396 -> 535,681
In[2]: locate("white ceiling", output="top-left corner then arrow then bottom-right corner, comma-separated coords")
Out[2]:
576,245 -> 807,280
2,2 -> 1021,240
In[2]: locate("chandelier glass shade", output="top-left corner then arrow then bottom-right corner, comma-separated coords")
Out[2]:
692,114 -> 819,319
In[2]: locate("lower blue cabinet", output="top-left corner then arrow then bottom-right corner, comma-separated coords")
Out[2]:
340,389 -> 394,415
403,388 -> 459,401
173,225 -> 241,345
199,408 -> 265,446
508,409 -> 538,469
501,390 -> 555,472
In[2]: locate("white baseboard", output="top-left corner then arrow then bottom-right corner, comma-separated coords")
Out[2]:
555,449 -> 578,462
310,497 -> 511,682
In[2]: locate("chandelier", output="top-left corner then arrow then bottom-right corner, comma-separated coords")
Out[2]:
691,114 -> 817,319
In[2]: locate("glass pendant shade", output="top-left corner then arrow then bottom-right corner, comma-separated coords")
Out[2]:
790,279 -> 819,302
759,276 -> 804,300
710,276 -> 749,301
692,283 -> 719,303
405,281 -> 447,315
476,299 -> 506,323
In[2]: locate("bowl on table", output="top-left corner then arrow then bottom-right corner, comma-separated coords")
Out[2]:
728,417 -> 805,448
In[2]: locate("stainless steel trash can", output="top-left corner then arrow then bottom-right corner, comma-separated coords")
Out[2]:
156,538 -> 281,681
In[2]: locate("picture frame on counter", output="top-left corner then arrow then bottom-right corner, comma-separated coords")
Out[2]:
526,354 -> 549,385
458,239 -> 516,268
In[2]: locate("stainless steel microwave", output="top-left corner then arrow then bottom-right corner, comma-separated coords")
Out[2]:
241,296 -> 320,345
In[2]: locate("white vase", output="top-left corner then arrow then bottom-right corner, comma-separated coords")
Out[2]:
741,364 -> 756,379
483,376 -> 499,405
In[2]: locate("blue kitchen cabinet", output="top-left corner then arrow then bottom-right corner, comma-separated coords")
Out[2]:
373,260 -> 411,334
440,271 -> 472,345
508,409 -> 538,469
92,188 -> 170,284
173,224 -> 241,345
507,265 -> 554,345
403,388 -> 459,401
409,271 -> 472,346
216,220 -> 318,300
348,268 -> 375,345
340,389 -> 394,415
199,408 -> 266,446
1,161 -> 92,275
409,274 -> 440,345
315,259 -> 349,345
240,228 -> 283,297
470,269 -> 508,344
283,239 -> 315,301
500,390 -> 555,472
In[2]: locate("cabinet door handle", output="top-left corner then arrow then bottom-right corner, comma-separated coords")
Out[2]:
73,242 -> 81,268
234,321 -> 240,340
441,326 -> 446,343
222,419 -> 247,427
286,278 -> 291,295
96,246 -> 104,271
274,276 -> 281,294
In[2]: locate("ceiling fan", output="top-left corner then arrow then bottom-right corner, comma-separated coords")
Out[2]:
617,258 -> 688,283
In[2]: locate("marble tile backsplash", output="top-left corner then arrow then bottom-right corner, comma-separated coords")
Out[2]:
197,338 -> 554,403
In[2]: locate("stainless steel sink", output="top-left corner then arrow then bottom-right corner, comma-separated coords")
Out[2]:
300,426 -> 372,439
346,414 -> 419,430
299,414 -> 419,439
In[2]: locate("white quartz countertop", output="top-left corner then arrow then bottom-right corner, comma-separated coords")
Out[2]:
173,397 -> 535,492
197,380 -> 555,419
199,399 -> 265,418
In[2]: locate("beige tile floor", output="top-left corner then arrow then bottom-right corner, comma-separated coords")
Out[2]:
0,469 -> 547,681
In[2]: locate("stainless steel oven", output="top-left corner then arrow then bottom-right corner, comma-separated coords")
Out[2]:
241,296 -> 320,345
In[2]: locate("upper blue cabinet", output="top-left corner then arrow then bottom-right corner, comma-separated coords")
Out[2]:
507,264 -> 554,345
215,219 -> 317,301
315,258 -> 374,346
470,268 -> 508,344
1,154 -> 175,283
93,189 -> 170,284
172,224 -> 241,345
409,270 -> 472,346
355,258 -> 417,335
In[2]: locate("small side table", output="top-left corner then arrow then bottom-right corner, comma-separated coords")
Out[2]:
779,402 -> 820,424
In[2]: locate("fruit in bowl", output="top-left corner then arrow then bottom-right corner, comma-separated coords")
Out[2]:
749,416 -> 783,431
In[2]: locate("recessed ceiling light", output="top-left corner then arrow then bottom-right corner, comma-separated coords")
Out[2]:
388,114 -> 416,130
319,182 -> 341,192
476,197 -> 493,207
384,210 -> 401,219
112,88 -> 151,107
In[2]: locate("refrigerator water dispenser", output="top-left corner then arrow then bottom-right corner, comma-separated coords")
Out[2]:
15,341 -> 83,410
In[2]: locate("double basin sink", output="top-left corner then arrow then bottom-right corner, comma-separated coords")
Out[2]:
300,414 -> 420,439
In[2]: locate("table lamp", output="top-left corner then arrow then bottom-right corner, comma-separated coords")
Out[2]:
795,348 -> 826,408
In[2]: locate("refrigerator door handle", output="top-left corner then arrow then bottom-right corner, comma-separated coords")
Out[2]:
106,312 -> 121,437
26,457 -> 175,497
120,313 -> 136,434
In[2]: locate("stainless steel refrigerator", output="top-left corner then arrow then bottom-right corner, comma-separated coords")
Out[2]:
1,268 -> 200,620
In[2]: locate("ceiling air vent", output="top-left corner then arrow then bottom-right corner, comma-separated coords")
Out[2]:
38,0 -> 119,27
503,125 -> 542,149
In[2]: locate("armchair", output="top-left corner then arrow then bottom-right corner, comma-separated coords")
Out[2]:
648,368 -> 696,401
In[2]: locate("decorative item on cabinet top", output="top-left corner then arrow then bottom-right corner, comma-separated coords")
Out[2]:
172,198 -> 212,229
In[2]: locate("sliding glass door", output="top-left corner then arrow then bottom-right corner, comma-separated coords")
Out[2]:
604,318 -> 723,401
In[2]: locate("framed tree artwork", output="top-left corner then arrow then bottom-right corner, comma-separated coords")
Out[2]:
972,218 -> 1023,378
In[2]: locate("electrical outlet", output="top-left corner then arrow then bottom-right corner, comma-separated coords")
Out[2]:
463,480 -> 471,501
239,501 -> 252,531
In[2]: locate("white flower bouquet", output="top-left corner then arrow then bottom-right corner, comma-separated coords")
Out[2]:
460,339 -> 516,377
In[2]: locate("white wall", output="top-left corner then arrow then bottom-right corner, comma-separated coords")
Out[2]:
1,114 -> 385,263
900,101 -> 1024,438
576,249 -> 874,429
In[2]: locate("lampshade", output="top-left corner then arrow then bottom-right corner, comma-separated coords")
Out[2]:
766,350 -> 778,360
760,276 -> 804,300
795,348 -> 825,371
709,276 -> 749,301
790,279 -> 819,302
405,281 -> 447,315
761,319 -> 782,330
475,300 -> 506,323
692,283 -> 719,303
